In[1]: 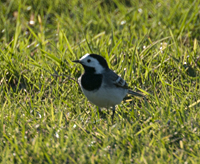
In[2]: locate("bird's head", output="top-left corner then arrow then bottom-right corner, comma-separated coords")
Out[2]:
73,53 -> 109,74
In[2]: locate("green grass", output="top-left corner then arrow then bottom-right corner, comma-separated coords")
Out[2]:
1,0 -> 200,163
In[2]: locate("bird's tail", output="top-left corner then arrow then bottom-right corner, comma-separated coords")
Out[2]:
128,90 -> 144,97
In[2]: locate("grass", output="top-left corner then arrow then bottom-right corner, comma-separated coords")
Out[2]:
0,0 -> 200,163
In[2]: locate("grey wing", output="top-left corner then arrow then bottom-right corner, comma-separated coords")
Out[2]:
104,69 -> 144,97
104,69 -> 129,89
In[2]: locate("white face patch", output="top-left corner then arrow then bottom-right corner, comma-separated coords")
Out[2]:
79,53 -> 105,74
80,53 -> 90,60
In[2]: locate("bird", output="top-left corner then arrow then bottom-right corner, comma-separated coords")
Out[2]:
73,53 -> 143,122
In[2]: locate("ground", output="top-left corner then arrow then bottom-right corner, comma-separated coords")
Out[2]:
0,0 -> 200,163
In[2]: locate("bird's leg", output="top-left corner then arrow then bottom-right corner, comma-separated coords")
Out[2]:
111,106 -> 115,123
98,107 -> 102,115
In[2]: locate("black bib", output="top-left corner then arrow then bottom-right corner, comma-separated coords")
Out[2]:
81,65 -> 103,91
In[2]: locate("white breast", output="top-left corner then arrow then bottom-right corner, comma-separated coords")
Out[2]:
79,77 -> 128,108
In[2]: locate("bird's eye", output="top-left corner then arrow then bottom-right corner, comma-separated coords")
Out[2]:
87,59 -> 91,63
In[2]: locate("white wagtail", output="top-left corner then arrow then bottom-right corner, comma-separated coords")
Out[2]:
73,53 -> 143,122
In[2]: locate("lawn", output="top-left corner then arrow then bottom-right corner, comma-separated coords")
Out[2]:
0,0 -> 200,163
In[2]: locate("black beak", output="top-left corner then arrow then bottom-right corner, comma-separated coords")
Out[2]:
72,60 -> 80,63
